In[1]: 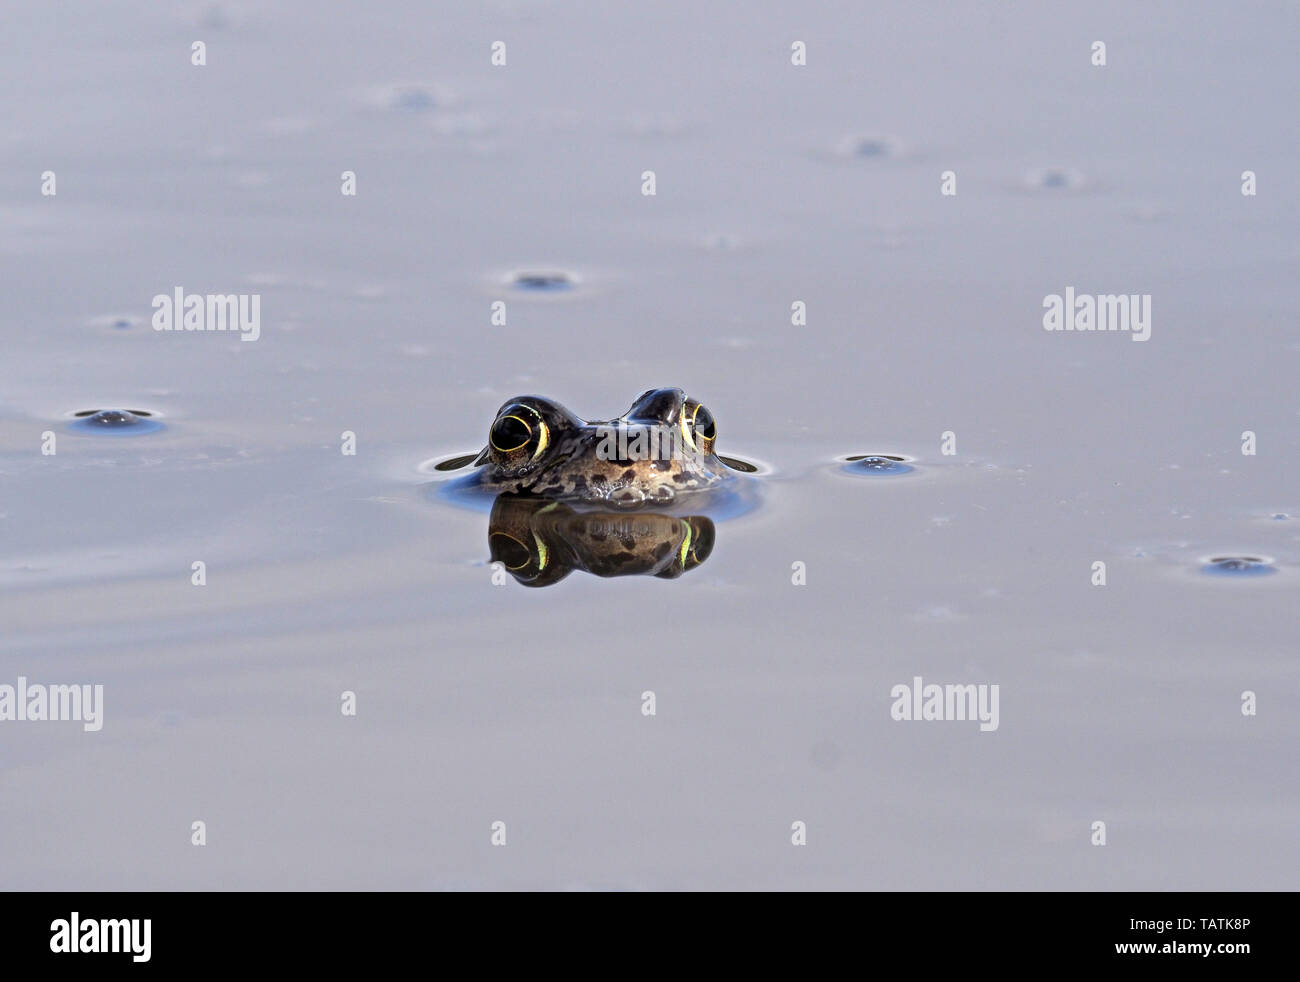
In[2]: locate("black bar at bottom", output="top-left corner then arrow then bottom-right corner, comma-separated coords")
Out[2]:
0,891 -> 1282,969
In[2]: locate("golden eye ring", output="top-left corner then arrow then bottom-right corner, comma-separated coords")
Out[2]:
489,532 -> 533,570
490,414 -> 533,453
680,402 -> 715,453
530,419 -> 550,461
677,519 -> 694,567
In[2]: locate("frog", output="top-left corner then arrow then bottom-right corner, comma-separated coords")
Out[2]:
468,388 -> 732,506
487,493 -> 715,586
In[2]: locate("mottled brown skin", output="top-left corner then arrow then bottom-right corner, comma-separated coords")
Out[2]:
470,388 -> 730,507
488,494 -> 715,586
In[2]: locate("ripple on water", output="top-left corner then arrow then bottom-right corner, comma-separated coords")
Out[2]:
719,455 -> 764,474
67,409 -> 164,435
366,82 -> 452,114
508,270 -> 578,294
386,85 -> 438,111
427,452 -> 480,472
1200,555 -> 1278,578
841,453 -> 916,477
1023,167 -> 1090,192
87,314 -> 142,331
418,451 -> 768,521
835,134 -> 905,159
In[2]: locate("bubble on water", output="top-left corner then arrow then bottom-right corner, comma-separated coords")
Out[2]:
87,314 -> 141,331
835,133 -> 904,159
842,453 -> 915,476
1271,513 -> 1291,521
364,82 -> 457,115
509,270 -> 578,293
67,409 -> 164,435
387,85 -> 438,111
1025,167 -> 1088,191
1200,555 -> 1277,577
607,486 -> 647,507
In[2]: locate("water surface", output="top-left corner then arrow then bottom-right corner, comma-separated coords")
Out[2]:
1,0 -> 1297,890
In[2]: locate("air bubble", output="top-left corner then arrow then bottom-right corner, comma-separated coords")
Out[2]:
1200,556 -> 1277,577
842,453 -> 915,476
67,409 -> 163,435
510,271 -> 576,293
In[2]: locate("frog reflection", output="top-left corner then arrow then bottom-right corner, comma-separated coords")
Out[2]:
487,493 -> 716,587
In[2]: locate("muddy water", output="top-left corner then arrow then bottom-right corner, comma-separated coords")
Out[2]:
1,1 -> 1297,888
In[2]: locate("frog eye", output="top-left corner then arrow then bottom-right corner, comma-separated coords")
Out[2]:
490,414 -> 532,453
692,405 -> 716,444
489,532 -> 534,571
489,405 -> 551,463
679,401 -> 716,454
682,517 -> 716,568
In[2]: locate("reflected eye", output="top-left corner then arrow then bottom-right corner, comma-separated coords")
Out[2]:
490,414 -> 532,453
489,532 -> 534,571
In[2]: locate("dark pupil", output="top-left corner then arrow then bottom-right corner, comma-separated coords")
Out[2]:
492,415 -> 531,450
490,534 -> 533,570
694,408 -> 715,440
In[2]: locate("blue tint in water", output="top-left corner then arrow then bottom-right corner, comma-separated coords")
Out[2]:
852,139 -> 892,158
68,409 -> 164,436
388,86 -> 437,111
1201,556 -> 1277,578
1026,167 -> 1087,191
511,272 -> 575,293
843,454 -> 914,477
